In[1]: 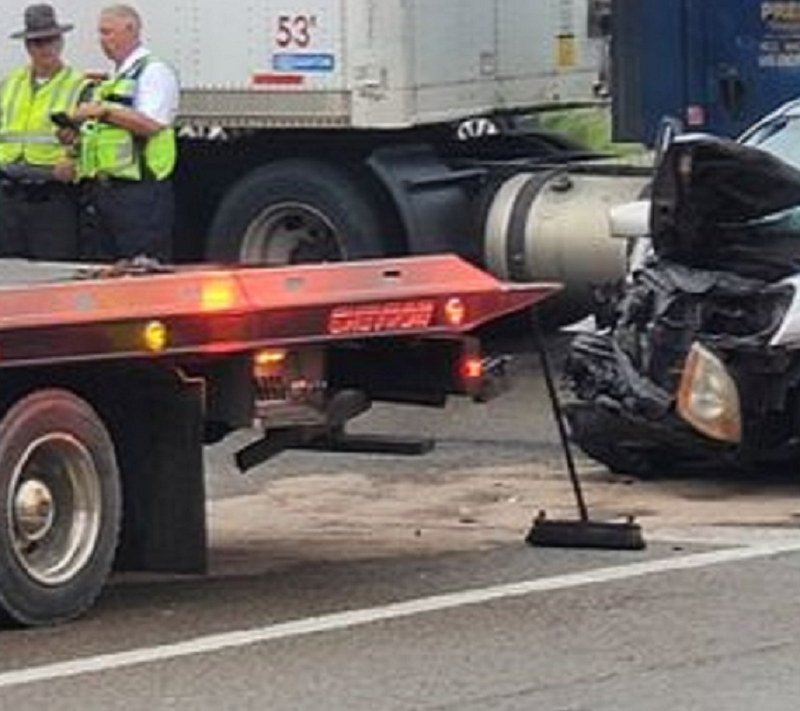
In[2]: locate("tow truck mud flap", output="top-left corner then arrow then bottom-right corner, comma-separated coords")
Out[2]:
100,371 -> 207,574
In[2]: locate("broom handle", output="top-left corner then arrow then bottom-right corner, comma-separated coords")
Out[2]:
532,315 -> 589,522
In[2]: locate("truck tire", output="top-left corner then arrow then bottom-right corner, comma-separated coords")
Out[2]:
206,159 -> 386,264
0,390 -> 121,627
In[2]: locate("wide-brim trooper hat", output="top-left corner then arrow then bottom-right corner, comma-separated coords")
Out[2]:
10,4 -> 74,40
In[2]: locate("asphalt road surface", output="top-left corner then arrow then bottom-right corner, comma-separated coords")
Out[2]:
4,336 -> 800,710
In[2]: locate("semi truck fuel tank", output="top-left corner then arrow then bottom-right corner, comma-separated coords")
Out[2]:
483,166 -> 650,319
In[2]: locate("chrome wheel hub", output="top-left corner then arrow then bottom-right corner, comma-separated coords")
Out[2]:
241,202 -> 341,264
8,434 -> 102,586
13,479 -> 55,543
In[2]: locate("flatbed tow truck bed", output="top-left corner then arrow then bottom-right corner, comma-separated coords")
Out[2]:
0,254 -> 557,626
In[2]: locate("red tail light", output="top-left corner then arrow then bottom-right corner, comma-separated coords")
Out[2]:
461,356 -> 483,381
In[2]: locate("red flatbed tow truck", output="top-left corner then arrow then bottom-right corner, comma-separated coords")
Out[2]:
0,255 -> 558,626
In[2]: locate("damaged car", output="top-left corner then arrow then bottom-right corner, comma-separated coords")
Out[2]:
563,100 -> 800,475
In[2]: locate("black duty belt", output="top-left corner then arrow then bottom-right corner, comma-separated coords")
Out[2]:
0,179 -> 72,202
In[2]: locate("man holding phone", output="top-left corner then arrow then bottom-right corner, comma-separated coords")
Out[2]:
71,4 -> 179,263
0,4 -> 87,260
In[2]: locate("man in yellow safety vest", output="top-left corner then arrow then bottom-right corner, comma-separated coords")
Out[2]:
71,4 -> 179,262
0,4 -> 86,260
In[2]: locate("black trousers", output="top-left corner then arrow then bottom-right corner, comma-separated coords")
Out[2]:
0,183 -> 79,260
81,179 -> 174,262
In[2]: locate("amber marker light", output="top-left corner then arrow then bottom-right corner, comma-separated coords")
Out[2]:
142,320 -> 168,352
444,297 -> 467,327
201,279 -> 237,312
253,349 -> 287,377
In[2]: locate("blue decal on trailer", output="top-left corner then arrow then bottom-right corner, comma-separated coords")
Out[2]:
272,53 -> 335,72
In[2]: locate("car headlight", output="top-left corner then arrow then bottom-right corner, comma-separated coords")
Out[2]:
677,342 -> 741,443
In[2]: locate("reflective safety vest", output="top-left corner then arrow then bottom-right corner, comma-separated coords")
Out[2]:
0,65 -> 86,167
79,55 -> 176,181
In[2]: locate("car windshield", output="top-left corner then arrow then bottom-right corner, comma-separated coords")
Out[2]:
741,116 -> 800,171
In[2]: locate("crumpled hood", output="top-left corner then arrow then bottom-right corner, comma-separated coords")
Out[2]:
650,135 -> 800,279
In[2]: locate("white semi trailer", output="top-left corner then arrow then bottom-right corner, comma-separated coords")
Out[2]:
1,0 -> 646,314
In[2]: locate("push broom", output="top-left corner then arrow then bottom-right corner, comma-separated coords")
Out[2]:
525,316 -> 645,550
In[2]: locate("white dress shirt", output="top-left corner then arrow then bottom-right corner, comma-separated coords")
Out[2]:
115,45 -> 179,127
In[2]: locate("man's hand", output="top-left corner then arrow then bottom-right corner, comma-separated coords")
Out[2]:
73,102 -> 108,123
52,159 -> 76,184
55,126 -> 78,146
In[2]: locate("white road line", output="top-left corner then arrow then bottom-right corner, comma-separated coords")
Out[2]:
3,540 -> 800,690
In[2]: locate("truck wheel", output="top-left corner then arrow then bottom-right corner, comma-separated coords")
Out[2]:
0,390 -> 121,627
206,159 -> 386,264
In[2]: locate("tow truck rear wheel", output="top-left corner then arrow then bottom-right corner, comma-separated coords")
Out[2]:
0,390 -> 121,627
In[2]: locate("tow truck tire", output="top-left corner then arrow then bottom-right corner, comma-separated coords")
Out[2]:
0,390 -> 121,627
206,159 -> 386,264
